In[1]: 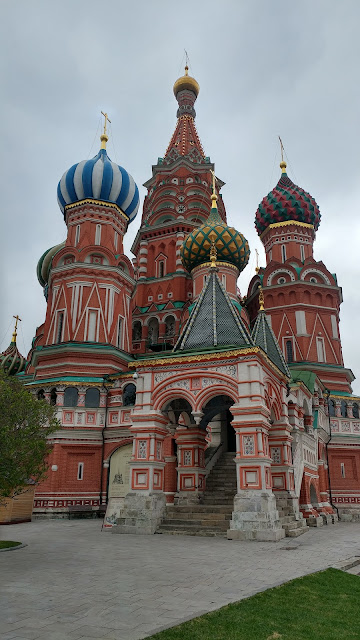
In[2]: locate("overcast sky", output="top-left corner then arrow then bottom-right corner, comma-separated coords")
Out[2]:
1,1 -> 360,393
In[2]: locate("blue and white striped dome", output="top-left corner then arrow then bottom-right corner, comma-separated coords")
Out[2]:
57,148 -> 139,223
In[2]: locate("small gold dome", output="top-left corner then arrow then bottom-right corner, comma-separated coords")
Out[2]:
173,65 -> 200,98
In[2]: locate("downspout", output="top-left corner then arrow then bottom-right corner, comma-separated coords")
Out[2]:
99,375 -> 110,515
324,389 -> 339,518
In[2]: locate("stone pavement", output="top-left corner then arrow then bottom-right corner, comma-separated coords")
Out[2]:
1,520 -> 360,640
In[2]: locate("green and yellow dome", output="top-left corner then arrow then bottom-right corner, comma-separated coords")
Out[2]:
181,189 -> 250,273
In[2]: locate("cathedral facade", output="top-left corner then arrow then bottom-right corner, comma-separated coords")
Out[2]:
4,67 -> 360,539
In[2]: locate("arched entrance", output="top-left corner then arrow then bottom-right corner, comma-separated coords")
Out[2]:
104,444 -> 132,527
200,395 -> 235,452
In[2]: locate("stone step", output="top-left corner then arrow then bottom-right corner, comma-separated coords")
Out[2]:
161,519 -> 229,530
285,525 -> 310,538
282,520 -> 307,531
156,529 -> 226,537
167,505 -> 231,513
166,511 -> 231,521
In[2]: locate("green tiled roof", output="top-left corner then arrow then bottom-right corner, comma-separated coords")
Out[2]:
252,311 -> 290,377
174,270 -> 253,352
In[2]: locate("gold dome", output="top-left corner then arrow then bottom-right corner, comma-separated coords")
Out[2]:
173,65 -> 200,98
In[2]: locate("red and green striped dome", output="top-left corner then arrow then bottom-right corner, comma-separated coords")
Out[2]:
255,167 -> 321,235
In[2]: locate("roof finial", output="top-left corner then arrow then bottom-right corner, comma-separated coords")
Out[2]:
100,111 -> 111,150
210,239 -> 217,268
255,248 -> 260,274
184,49 -> 189,75
12,315 -> 21,343
258,285 -> 265,312
210,170 -> 218,210
278,135 -> 287,174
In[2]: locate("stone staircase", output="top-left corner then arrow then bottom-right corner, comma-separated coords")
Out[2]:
156,452 -> 309,538
156,452 -> 236,537
276,497 -> 309,538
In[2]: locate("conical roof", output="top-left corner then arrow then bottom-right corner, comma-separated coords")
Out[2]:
174,269 -> 253,352
251,310 -> 290,377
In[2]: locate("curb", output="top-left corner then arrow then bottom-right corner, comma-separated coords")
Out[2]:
332,556 -> 360,571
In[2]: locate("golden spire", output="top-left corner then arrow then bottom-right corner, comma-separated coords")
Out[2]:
12,315 -> 21,343
258,285 -> 265,312
255,248 -> 260,274
210,239 -> 217,268
210,170 -> 218,210
278,135 -> 287,173
100,111 -> 111,149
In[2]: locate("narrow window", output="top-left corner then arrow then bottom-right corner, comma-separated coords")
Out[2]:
281,245 -> 287,263
295,310 -> 307,335
158,261 -> 165,278
316,337 -> 326,363
85,388 -> 100,407
331,315 -> 338,339
56,311 -> 64,343
222,274 -> 226,288
340,463 -> 345,479
75,224 -> 80,246
285,339 -> 294,363
77,462 -> 84,480
87,310 -> 98,341
117,316 -> 123,349
353,403 -> 359,419
329,399 -> 335,417
203,275 -> 207,286
64,387 -> 78,407
114,230 -> 118,251
269,248 -> 272,261
95,224 -> 101,245
341,400 -> 347,418
300,245 -> 305,262
50,388 -> 57,406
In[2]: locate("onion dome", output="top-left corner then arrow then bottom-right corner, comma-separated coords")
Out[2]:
0,319 -> 26,376
255,161 -> 321,235
57,123 -> 139,223
37,242 -> 65,288
181,183 -> 250,273
173,65 -> 200,98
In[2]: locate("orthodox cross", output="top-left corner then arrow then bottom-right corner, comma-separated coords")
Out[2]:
255,248 -> 260,274
278,135 -> 285,162
210,169 -> 216,194
101,111 -> 111,136
12,314 -> 21,341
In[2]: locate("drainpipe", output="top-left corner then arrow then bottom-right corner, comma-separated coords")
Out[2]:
99,374 -> 110,515
324,389 -> 339,518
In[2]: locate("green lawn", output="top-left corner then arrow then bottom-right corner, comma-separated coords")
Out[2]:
149,569 -> 360,640
0,540 -> 21,549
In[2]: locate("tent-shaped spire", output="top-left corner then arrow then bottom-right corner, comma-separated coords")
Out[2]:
174,269 -> 253,352
251,301 -> 290,377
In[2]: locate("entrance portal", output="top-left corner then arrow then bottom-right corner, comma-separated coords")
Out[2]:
200,395 -> 235,452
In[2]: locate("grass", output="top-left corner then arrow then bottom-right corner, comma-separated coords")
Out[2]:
149,569 -> 360,640
0,540 -> 21,549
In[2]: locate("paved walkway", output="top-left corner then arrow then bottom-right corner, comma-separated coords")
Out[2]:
1,520 -> 360,640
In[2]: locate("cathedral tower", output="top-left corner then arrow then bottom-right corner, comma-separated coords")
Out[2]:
131,67 -> 228,353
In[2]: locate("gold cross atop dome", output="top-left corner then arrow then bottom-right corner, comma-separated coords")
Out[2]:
100,111 -> 111,149
12,314 -> 21,342
278,135 -> 287,173
210,170 -> 218,209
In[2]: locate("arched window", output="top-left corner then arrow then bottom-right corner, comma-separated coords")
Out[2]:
123,383 -> 136,407
132,321 -> 142,342
37,389 -> 45,400
148,318 -> 159,345
85,388 -> 100,408
285,340 -> 294,363
353,403 -> 359,419
341,400 -> 347,418
165,315 -> 175,337
50,388 -> 57,406
64,387 -> 78,407
328,399 -> 335,417
158,261 -> 165,278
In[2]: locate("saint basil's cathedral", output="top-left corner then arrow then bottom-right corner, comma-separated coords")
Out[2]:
3,67 -> 360,540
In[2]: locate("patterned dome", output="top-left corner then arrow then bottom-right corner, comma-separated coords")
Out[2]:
0,335 -> 26,376
57,147 -> 139,223
37,242 -> 65,288
255,163 -> 321,235
181,195 -> 250,273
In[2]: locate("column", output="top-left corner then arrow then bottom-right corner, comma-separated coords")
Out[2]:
227,399 -> 285,542
175,426 -> 207,504
113,411 -> 168,535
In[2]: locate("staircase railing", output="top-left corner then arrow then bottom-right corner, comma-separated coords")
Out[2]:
205,442 -> 225,473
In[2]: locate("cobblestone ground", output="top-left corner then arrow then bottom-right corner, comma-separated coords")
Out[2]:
1,520 -> 360,640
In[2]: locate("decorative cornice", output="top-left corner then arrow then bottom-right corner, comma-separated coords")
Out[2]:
65,199 -> 128,222
260,220 -> 314,239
